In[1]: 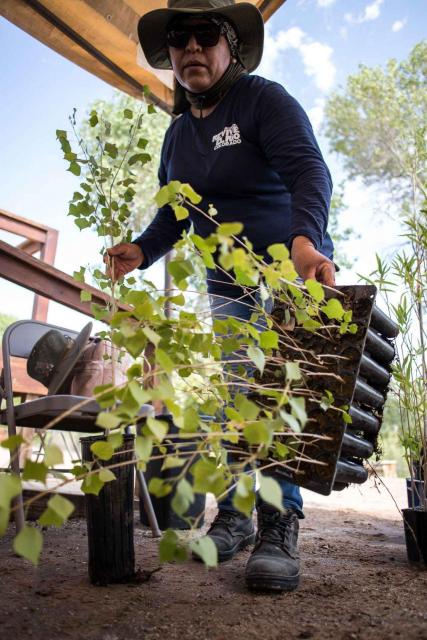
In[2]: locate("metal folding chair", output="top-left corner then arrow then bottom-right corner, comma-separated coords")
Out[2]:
0,320 -> 160,536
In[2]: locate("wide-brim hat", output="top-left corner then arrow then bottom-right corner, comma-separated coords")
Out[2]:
27,322 -> 92,395
138,0 -> 264,73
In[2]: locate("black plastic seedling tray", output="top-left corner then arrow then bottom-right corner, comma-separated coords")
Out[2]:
251,285 -> 398,495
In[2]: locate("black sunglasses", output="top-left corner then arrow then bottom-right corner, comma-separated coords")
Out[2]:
166,22 -> 222,49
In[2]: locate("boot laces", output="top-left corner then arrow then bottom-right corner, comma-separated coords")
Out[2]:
258,510 -> 295,548
208,510 -> 239,534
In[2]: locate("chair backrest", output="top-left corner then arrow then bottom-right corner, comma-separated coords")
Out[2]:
1,320 -> 80,404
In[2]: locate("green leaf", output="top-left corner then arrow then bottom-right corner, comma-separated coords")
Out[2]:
173,204 -> 189,221
89,112 -> 98,127
147,104 -> 156,114
0,434 -> 25,450
192,458 -> 227,497
158,529 -> 187,563
305,278 -> 325,302
235,395 -> 259,420
68,161 -> 81,176
90,440 -> 114,461
274,441 -> 289,459
343,410 -> 352,425
232,475 -> 255,517
321,298 -> 345,320
107,432 -> 123,451
81,472 -> 104,496
247,345 -> 265,375
96,412 -> 122,430
137,137 -> 148,149
156,348 -> 175,375
0,474 -> 21,535
302,319 -> 322,331
190,536 -> 218,567
149,477 -> 172,498
171,478 -> 194,516
147,417 -> 169,441
22,460 -> 48,483
48,494 -> 74,520
128,380 -> 150,405
143,326 -> 161,346
0,474 -> 21,509
280,409 -> 301,432
259,330 -> 279,350
99,468 -> 116,483
80,290 -> 92,302
74,218 -> 92,230
180,183 -> 202,204
162,456 -> 186,471
243,421 -> 272,446
104,142 -> 118,158
168,292 -> 185,306
289,397 -> 307,426
13,525 -> 43,566
285,362 -> 301,381
44,444 -> 63,467
73,266 -> 85,283
217,222 -> 243,236
38,507 -> 63,528
155,185 -> 171,207
128,152 -> 151,166
267,243 -> 289,261
259,474 -> 284,512
123,108 -> 133,119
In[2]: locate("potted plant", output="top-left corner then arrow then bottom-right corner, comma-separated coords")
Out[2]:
365,206 -> 427,565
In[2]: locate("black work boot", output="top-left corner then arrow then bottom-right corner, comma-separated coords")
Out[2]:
245,504 -> 300,591
195,509 -> 256,562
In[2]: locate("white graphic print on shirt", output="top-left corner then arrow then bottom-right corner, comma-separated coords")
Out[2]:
212,124 -> 242,151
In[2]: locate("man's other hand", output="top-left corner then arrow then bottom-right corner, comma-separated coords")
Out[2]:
103,243 -> 144,280
291,236 -> 336,287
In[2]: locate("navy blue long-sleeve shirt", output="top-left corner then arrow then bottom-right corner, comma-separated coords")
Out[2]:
133,74 -> 333,296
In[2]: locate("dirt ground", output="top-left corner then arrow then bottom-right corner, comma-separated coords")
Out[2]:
1,479 -> 426,640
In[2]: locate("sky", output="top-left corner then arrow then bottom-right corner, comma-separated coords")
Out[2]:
0,0 -> 426,329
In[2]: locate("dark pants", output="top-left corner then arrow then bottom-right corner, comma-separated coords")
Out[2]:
209,292 -> 304,518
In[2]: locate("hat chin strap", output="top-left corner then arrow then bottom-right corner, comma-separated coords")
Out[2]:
173,59 -> 246,116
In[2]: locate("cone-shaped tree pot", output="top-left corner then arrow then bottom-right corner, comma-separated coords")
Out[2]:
81,434 -> 136,585
402,508 -> 427,567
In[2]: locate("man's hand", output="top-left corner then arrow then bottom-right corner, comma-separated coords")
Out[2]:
103,243 -> 144,280
291,236 -> 336,287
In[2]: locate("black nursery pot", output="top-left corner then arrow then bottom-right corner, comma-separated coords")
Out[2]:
81,434 -> 135,585
140,414 -> 206,530
402,507 -> 427,566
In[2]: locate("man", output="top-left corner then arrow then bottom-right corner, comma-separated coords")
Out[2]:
106,0 -> 334,591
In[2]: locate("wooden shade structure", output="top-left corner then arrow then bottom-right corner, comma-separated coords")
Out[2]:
1,0 -> 287,113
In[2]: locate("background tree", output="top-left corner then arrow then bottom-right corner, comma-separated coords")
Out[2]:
324,41 -> 427,479
0,313 -> 17,338
324,40 -> 427,210
80,91 -> 170,230
328,185 -> 359,270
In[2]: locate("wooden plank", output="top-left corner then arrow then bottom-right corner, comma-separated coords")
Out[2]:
32,228 -> 59,321
0,207 -> 53,233
0,0 -> 172,106
0,239 -> 130,319
17,239 -> 43,255
0,217 -> 46,243
257,0 -> 287,21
